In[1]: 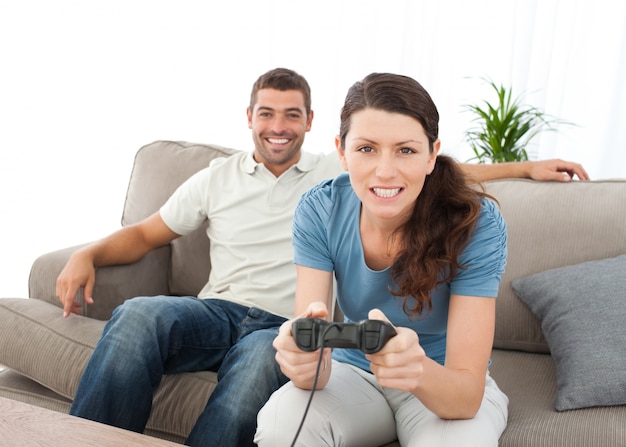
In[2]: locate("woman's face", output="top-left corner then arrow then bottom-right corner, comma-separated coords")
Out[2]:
337,108 -> 439,226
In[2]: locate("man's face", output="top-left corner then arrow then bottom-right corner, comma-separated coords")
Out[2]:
247,88 -> 313,176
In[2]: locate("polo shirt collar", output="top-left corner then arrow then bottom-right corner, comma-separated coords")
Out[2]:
242,152 -> 258,174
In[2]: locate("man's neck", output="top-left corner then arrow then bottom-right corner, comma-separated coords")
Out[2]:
252,152 -> 301,178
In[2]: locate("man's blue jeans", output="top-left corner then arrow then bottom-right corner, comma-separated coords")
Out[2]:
70,295 -> 288,446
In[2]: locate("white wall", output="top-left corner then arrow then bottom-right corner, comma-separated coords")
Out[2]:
1,0 -> 625,298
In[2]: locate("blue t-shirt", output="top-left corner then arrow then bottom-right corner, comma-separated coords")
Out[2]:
293,172 -> 507,371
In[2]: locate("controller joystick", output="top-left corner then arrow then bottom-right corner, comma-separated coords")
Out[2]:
292,318 -> 397,354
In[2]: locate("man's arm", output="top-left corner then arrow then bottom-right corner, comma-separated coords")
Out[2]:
56,212 -> 180,317
461,159 -> 590,184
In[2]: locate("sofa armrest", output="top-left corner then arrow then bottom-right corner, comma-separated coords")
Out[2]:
29,244 -> 172,320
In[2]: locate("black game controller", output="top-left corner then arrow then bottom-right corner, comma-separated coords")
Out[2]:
292,318 -> 397,354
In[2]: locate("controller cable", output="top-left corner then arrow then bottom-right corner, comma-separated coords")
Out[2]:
290,323 -> 338,447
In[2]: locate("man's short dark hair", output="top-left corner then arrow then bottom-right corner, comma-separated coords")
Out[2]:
250,68 -> 311,116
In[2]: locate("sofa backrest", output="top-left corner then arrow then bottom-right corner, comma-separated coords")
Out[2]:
122,140 -> 240,296
122,142 -> 626,353
485,179 -> 626,352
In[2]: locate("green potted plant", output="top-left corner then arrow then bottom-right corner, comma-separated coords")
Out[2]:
464,78 -> 572,163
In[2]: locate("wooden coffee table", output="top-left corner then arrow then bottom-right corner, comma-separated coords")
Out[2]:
0,396 -> 181,446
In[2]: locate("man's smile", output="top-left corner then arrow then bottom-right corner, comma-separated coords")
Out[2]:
267,138 -> 290,145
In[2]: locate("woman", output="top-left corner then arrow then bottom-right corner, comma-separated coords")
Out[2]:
255,73 -> 509,446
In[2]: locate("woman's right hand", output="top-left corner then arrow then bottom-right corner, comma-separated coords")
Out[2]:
273,301 -> 332,390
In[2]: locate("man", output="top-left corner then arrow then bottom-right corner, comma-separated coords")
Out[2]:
57,68 -> 588,446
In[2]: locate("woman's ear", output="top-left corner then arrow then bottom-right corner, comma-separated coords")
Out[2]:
427,139 -> 441,175
335,136 -> 349,171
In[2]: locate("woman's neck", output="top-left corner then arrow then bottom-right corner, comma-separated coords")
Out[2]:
359,214 -> 405,271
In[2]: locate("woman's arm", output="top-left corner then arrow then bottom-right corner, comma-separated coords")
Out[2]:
273,265 -> 334,390
368,294 -> 495,419
293,265 -> 334,317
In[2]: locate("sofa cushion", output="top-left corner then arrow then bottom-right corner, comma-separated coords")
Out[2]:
0,298 -> 104,399
511,254 -> 626,411
490,350 -> 626,446
0,297 -> 220,443
485,179 -> 626,353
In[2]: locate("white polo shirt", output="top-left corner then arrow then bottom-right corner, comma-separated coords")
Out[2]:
160,150 -> 342,318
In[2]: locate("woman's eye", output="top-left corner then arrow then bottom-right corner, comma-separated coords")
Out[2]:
400,147 -> 415,154
358,146 -> 374,153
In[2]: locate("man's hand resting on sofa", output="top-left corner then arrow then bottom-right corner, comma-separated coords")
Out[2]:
524,159 -> 589,182
462,159 -> 590,184
56,250 -> 96,318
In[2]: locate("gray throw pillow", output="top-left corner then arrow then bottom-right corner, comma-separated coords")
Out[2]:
511,254 -> 626,411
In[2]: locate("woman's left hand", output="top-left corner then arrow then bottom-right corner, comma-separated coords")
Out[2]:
365,308 -> 427,392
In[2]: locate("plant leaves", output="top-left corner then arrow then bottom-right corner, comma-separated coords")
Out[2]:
463,77 -> 573,163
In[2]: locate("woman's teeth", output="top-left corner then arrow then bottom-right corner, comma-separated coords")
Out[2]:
372,187 -> 401,198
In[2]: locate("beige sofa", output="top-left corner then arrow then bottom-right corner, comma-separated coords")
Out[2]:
1,140 -> 625,446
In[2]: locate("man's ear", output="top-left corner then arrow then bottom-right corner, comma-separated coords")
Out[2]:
335,136 -> 348,171
305,109 -> 314,132
246,107 -> 253,129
